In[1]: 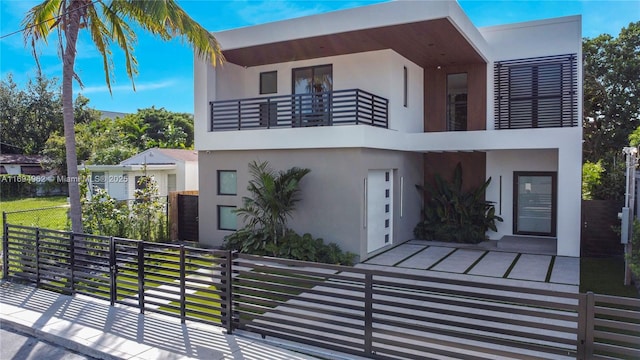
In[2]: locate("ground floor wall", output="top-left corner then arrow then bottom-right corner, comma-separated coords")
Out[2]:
198,148 -> 423,261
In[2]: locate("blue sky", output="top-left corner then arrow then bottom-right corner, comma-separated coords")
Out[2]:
1,0 -> 638,114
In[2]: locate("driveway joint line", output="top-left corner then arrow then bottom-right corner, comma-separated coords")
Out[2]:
463,250 -> 489,274
502,253 -> 521,279
426,247 -> 457,270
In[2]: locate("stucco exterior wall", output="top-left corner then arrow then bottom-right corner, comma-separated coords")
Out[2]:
198,148 -> 423,261
184,161 -> 199,190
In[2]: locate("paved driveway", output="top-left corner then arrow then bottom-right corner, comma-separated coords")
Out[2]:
362,239 -> 580,290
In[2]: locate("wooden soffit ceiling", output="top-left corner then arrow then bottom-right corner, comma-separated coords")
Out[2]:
222,18 -> 485,68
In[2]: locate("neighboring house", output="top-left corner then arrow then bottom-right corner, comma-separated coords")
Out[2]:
0,154 -> 48,176
99,110 -> 129,120
81,148 -> 198,200
194,1 -> 582,260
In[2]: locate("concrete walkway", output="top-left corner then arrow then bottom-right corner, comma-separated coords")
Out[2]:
364,240 -> 580,289
0,281 -> 325,360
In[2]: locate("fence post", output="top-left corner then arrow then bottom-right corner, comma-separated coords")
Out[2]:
577,291 -> 595,359
179,245 -> 186,323
355,89 -> 360,125
364,273 -> 373,356
137,241 -> 145,314
109,237 -> 116,306
220,250 -> 234,334
585,292 -> 595,358
2,212 -> 8,279
69,233 -> 75,294
35,228 -> 41,287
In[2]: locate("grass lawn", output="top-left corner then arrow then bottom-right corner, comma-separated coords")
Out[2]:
580,257 -> 640,298
0,196 -> 69,234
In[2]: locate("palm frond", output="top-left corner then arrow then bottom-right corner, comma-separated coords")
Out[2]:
110,0 -> 223,66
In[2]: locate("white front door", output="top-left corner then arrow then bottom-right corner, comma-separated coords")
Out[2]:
367,169 -> 393,253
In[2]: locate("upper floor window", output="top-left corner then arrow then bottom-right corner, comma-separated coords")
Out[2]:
494,54 -> 578,129
403,66 -> 408,108
447,73 -> 467,131
260,71 -> 277,94
292,64 -> 332,95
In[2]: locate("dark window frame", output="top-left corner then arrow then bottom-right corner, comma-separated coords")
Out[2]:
403,66 -> 408,108
217,205 -> 237,231
217,170 -> 237,195
446,72 -> 468,131
512,171 -> 557,237
260,71 -> 277,94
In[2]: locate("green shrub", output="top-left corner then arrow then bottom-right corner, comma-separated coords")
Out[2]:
224,229 -> 355,266
414,162 -> 502,244
630,220 -> 640,279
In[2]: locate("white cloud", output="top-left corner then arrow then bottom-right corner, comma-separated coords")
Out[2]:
79,78 -> 178,94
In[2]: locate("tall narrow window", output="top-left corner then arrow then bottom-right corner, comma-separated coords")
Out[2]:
403,66 -> 408,107
292,64 -> 332,126
447,73 -> 468,131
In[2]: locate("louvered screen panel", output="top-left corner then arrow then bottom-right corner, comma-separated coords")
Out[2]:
494,54 -> 578,129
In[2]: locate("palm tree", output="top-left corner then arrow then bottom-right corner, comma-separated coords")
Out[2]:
236,161 -> 311,244
22,0 -> 222,232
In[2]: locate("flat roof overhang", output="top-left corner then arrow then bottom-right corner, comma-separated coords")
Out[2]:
222,18 -> 486,68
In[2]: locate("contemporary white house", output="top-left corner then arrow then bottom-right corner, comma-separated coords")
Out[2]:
82,148 -> 198,200
194,0 -> 582,260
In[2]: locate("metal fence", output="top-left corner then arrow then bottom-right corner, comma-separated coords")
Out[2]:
2,206 -> 70,234
2,223 -> 639,360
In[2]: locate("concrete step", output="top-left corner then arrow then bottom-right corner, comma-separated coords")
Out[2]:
497,235 -> 556,255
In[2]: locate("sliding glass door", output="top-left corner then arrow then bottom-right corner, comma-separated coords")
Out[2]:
292,64 -> 332,126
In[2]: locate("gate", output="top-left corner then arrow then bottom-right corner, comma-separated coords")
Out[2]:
177,194 -> 198,241
581,200 -> 624,256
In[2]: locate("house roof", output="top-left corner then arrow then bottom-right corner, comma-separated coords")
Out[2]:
215,0 -> 489,68
152,148 -> 198,162
0,154 -> 46,165
119,148 -> 198,166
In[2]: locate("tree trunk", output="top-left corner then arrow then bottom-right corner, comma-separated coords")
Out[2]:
62,1 -> 86,233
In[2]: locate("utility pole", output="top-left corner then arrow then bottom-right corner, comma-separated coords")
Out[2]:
622,146 -> 637,286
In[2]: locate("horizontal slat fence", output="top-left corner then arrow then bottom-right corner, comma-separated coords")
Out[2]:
589,293 -> 640,359
2,224 -> 231,331
3,223 -> 639,359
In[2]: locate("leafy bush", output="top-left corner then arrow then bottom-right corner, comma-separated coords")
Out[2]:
80,170 -> 168,242
225,229 -> 355,266
630,220 -> 640,279
414,163 -> 502,244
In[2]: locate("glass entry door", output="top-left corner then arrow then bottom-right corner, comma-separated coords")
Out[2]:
292,64 -> 332,126
513,172 -> 556,236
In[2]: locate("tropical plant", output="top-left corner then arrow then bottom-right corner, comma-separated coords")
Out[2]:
414,163 -> 502,244
630,220 -> 640,280
23,0 -> 223,233
234,161 -> 311,245
582,160 -> 604,200
224,160 -> 355,265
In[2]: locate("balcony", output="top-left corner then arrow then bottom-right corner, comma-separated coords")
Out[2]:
210,89 -> 388,131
